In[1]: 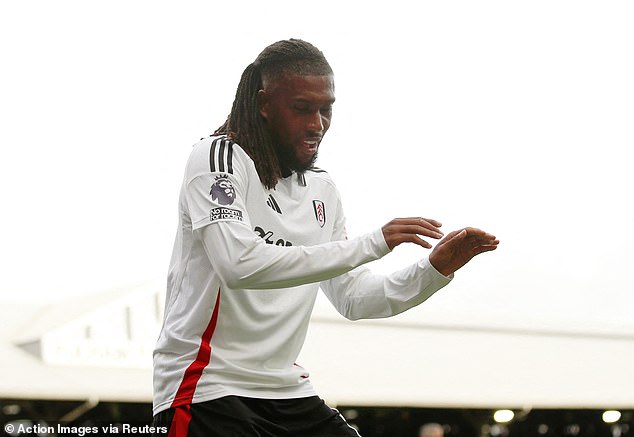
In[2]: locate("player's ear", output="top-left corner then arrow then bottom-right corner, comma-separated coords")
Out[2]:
257,90 -> 269,120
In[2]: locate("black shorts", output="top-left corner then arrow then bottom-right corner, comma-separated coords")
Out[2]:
152,395 -> 361,437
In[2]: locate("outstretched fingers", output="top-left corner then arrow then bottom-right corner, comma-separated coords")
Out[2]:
429,226 -> 499,276
382,217 -> 444,250
461,229 -> 499,255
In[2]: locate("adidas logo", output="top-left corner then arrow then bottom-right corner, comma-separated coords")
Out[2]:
266,194 -> 282,214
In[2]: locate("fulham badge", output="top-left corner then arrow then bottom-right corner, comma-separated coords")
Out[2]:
313,200 -> 326,228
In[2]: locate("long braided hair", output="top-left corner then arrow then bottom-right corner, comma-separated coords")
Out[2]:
214,39 -> 333,189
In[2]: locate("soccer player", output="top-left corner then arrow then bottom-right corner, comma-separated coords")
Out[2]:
152,39 -> 499,437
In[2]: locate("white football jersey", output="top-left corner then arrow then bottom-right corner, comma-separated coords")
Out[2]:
153,136 -> 451,414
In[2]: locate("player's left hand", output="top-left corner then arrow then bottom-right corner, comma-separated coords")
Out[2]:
429,227 -> 499,277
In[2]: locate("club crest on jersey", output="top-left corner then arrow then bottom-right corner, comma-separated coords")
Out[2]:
313,200 -> 326,228
210,174 -> 235,206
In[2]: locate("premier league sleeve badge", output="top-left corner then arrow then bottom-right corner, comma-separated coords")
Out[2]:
210,174 -> 236,206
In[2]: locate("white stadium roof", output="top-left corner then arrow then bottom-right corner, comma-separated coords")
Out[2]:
2,282 -> 633,409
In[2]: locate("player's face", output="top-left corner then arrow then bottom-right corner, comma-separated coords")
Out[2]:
258,74 -> 335,174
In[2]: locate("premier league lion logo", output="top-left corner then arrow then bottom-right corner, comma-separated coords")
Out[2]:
210,174 -> 236,205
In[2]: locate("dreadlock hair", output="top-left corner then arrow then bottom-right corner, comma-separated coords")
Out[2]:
214,39 -> 333,189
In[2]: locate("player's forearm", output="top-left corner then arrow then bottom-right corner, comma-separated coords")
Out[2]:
321,257 -> 452,320
201,223 -> 390,289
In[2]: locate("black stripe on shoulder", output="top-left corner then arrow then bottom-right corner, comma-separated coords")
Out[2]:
209,137 -> 235,174
308,167 -> 328,174
209,137 -> 223,173
225,140 -> 234,174
218,140 -> 226,172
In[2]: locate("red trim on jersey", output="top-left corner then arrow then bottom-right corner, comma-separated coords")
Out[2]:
167,289 -> 221,436
167,405 -> 191,437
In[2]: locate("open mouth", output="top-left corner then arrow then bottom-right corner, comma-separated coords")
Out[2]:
303,138 -> 321,153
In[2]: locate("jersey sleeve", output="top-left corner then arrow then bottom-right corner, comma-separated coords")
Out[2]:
319,195 -> 453,320
185,137 -> 251,231
201,223 -> 391,290
320,258 -> 452,320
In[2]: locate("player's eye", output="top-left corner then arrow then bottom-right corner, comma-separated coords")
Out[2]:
293,105 -> 311,113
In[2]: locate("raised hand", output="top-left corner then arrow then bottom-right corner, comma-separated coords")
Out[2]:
429,227 -> 499,277
382,217 -> 444,250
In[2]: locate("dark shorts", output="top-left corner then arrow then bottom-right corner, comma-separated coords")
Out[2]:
152,395 -> 361,437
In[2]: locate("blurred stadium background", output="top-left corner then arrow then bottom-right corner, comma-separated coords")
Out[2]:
2,282 -> 632,436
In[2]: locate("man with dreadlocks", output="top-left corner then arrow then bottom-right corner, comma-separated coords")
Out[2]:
152,39 -> 499,436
